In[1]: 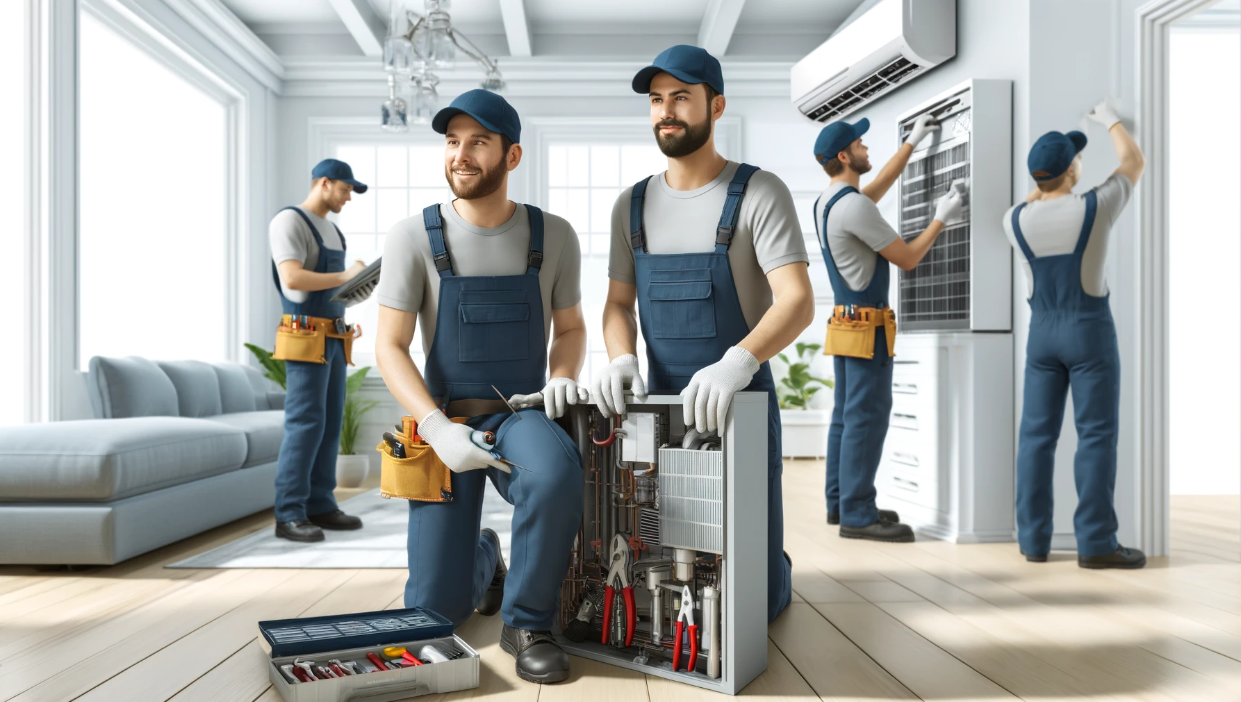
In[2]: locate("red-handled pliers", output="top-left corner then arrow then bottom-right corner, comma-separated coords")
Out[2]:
601,533 -> 636,646
672,585 -> 699,672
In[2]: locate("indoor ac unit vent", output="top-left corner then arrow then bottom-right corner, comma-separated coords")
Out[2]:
805,57 -> 926,122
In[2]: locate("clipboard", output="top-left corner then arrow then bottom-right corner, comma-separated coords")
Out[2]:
330,257 -> 382,302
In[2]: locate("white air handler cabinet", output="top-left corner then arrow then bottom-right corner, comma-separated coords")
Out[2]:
555,393 -> 768,695
882,79 -> 1016,543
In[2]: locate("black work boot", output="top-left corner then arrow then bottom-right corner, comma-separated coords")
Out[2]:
500,625 -> 570,684
1079,546 -> 1146,570
828,508 -> 900,526
308,509 -> 363,530
275,520 -> 324,542
1020,549 -> 1048,563
475,528 -> 507,616
839,517 -> 915,543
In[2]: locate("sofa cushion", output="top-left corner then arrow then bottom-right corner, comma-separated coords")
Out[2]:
0,418 -> 247,501
88,357 -> 179,419
242,366 -> 281,411
213,364 -> 257,414
157,361 -> 223,418
206,411 -> 284,468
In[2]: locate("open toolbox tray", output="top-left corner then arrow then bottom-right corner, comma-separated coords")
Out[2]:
259,607 -> 479,702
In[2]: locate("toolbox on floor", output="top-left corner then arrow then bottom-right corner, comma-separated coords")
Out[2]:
259,607 -> 479,702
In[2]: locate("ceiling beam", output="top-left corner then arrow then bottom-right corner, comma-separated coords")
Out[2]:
697,0 -> 747,56
326,0 -> 385,57
498,0 -> 532,57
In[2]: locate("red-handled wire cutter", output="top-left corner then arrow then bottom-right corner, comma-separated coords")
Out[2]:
601,533 -> 636,646
672,585 -> 699,672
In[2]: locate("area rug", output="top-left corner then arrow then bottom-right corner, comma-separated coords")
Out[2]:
167,487 -> 513,569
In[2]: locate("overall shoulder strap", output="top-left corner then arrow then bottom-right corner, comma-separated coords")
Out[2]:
333,223 -> 347,251
1009,203 -> 1037,262
1074,191 -> 1099,257
424,204 -> 453,278
629,176 -> 652,253
280,206 -> 327,249
525,205 -> 545,275
811,194 -> 824,249
819,185 -> 859,283
715,163 -> 761,253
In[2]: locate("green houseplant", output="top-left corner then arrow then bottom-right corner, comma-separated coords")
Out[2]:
776,342 -> 834,410
244,343 -> 286,389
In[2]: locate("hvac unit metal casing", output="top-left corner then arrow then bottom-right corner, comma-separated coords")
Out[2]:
895,79 -> 1013,332
791,0 -> 956,123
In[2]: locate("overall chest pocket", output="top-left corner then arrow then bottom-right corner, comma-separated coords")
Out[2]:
458,302 -> 531,362
647,269 -> 717,340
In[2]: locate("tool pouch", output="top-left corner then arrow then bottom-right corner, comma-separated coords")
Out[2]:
882,308 -> 897,358
823,317 -> 876,359
274,323 -> 326,364
377,415 -> 463,503
325,323 -> 361,367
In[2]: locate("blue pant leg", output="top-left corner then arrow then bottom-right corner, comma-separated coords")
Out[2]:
308,338 -> 345,517
1016,324 -> 1071,556
488,409 -> 584,631
824,354 -> 848,516
765,388 -> 791,623
837,327 -> 894,528
275,358 -> 331,523
1069,321 -> 1122,556
404,468 -> 497,628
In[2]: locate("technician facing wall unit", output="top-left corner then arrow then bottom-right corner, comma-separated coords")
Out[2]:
791,0 -> 957,123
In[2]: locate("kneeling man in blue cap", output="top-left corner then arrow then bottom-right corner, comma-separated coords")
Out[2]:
375,89 -> 588,683
812,115 -> 964,543
1006,100 -> 1146,569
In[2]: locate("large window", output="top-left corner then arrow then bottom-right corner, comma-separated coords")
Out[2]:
78,11 -> 230,368
545,142 -> 664,384
2,3 -> 29,424
332,143 -> 451,369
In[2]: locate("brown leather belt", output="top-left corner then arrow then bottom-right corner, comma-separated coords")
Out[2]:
441,398 -> 512,419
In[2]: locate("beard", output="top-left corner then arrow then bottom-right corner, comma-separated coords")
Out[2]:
653,117 -> 712,158
445,159 -> 508,200
849,156 -> 872,175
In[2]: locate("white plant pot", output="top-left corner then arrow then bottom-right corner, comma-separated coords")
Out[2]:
336,453 -> 370,488
780,409 -> 830,459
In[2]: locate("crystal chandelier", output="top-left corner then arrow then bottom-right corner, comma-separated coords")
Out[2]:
382,0 -> 505,132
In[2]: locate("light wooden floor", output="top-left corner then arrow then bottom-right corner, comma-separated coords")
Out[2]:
2,464 -> 1240,702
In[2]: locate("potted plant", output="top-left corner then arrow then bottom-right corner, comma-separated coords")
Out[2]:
775,342 -> 834,459
338,366 -> 380,488
245,344 -> 378,488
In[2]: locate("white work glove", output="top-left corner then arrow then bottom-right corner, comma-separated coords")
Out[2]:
342,280 -> 376,308
906,113 -> 940,147
508,378 -> 589,420
591,354 -> 648,418
934,188 -> 965,223
416,410 -> 509,474
681,346 -> 760,435
1087,99 -> 1121,129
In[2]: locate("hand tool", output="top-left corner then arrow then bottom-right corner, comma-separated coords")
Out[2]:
328,661 -> 349,677
290,665 -> 315,683
279,663 -> 300,684
342,660 -> 364,675
383,431 -> 407,459
293,660 -> 320,680
383,646 -> 424,666
366,652 -> 391,671
315,664 -> 338,679
470,429 -> 530,472
564,594 -> 598,642
672,585 -> 699,672
602,533 -> 636,647
328,659 -> 353,675
417,644 -> 451,664
492,384 -> 524,420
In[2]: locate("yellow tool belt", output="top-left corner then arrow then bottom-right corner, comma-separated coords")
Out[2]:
823,306 -> 896,360
273,315 -> 360,366
377,415 -> 460,503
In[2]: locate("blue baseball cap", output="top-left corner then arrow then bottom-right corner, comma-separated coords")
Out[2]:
432,89 -> 521,144
632,44 -> 725,95
814,118 -> 870,165
311,159 -> 367,193
1028,130 -> 1087,180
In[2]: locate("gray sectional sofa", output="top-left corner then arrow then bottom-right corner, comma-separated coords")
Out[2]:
0,357 -> 286,565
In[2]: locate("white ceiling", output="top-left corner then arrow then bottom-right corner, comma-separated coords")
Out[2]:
218,0 -> 866,58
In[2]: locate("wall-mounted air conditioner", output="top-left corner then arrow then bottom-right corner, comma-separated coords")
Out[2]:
791,0 -> 957,123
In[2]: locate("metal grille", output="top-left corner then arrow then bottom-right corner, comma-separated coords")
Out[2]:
899,131 -> 973,330
638,507 -> 660,547
806,56 -> 926,122
657,448 -> 724,554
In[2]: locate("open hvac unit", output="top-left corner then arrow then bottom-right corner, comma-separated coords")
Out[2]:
792,0 -> 957,123
555,394 -> 769,696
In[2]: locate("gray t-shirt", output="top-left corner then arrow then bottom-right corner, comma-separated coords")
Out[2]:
269,206 -> 344,303
1003,173 -> 1133,298
608,161 -> 809,330
814,182 -> 900,292
377,201 -> 581,354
